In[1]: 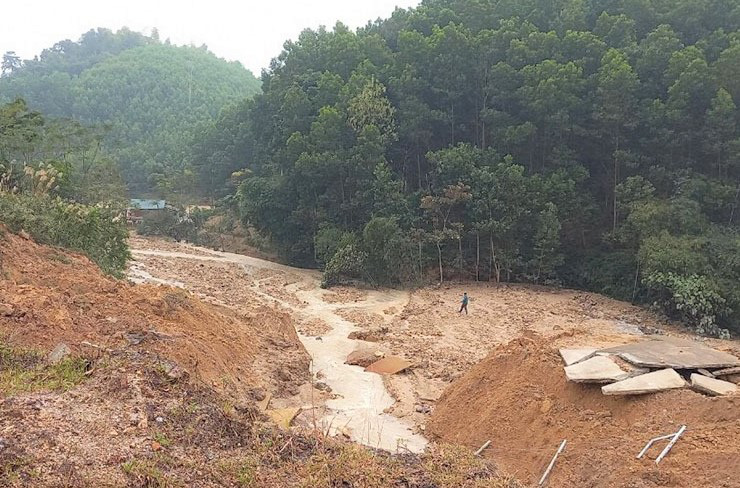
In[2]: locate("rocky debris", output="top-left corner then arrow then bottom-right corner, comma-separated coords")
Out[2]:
602,368 -> 686,395
414,403 -> 431,414
345,347 -> 384,367
347,330 -> 384,342
559,348 -> 596,366
690,373 -> 738,396
48,343 -> 71,364
564,356 -> 631,383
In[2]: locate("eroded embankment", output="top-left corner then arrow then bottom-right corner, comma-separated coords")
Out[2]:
130,243 -> 427,452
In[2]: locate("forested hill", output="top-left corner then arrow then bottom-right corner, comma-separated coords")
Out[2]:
192,0 -> 740,337
0,28 -> 261,192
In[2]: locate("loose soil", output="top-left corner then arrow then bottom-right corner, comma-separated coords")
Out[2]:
427,335 -> 740,487
0,229 -> 519,487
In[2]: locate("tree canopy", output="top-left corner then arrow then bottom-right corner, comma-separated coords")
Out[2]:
0,28 -> 261,194
190,0 -> 739,336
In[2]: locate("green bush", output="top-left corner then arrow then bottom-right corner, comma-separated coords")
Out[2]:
136,209 -> 198,242
321,243 -> 368,288
0,193 -> 129,276
643,272 -> 730,339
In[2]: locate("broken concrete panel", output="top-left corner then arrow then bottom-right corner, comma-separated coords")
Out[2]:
712,366 -> 740,377
696,368 -> 715,378
365,356 -> 413,375
602,368 -> 686,395
559,348 -> 597,366
690,373 -> 738,396
601,339 -> 740,369
564,356 -> 631,383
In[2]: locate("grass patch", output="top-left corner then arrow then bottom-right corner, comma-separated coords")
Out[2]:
0,343 -> 87,395
121,458 -> 168,487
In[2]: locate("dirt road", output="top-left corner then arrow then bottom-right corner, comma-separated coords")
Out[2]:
128,237 -> 427,453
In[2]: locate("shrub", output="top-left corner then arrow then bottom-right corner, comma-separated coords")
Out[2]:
321,243 -> 368,288
0,193 -> 129,276
642,271 -> 730,338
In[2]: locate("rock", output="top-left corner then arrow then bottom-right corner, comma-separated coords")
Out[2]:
346,348 -> 382,368
564,356 -> 631,383
414,404 -> 431,414
48,343 -> 72,364
559,348 -> 597,366
0,303 -> 14,316
315,382 -> 332,392
155,416 -> 164,424
690,373 -> 738,396
602,368 -> 686,395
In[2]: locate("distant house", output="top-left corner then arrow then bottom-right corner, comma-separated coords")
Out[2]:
126,199 -> 166,224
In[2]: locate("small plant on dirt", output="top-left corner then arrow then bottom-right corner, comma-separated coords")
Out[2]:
0,343 -> 87,395
121,459 -> 168,487
153,432 -> 172,448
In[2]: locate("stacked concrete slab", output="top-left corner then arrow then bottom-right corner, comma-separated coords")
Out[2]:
560,337 -> 740,397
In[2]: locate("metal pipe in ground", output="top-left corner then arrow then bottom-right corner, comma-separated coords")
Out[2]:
539,439 -> 567,486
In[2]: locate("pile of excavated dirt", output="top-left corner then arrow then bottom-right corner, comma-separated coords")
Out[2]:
427,335 -> 740,487
0,229 -> 309,400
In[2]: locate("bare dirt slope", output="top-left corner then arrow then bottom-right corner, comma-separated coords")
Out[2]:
0,231 -> 309,400
428,335 -> 740,488
0,230 -> 520,487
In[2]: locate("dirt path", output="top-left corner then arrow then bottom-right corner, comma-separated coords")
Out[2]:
129,240 -> 427,453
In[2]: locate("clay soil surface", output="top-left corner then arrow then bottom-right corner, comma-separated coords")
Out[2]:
427,335 -> 740,487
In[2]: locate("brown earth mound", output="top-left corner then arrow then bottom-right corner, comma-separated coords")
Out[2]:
0,228 -> 309,399
428,335 -> 740,487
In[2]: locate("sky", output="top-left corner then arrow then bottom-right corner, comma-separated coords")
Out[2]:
0,0 -> 421,75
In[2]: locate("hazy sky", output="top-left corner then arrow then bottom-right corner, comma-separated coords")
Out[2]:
1,0 -> 421,75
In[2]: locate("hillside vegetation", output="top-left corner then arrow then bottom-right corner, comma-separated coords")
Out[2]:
0,28 -> 261,193
191,0 -> 740,336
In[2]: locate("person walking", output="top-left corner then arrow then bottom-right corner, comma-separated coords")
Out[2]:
459,292 -> 469,314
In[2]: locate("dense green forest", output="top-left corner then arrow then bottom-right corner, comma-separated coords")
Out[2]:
191,0 -> 739,336
0,28 -> 261,193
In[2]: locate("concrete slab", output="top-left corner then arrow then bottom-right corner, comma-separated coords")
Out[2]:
602,368 -> 686,395
690,373 -> 738,396
366,356 -> 413,375
696,368 -> 715,378
712,366 -> 740,377
564,356 -> 631,383
559,348 -> 597,366
600,339 -> 740,369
